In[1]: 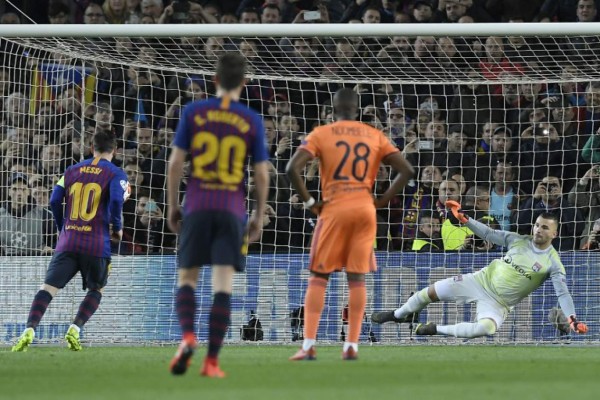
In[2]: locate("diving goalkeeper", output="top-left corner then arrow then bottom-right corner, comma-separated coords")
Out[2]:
371,200 -> 588,338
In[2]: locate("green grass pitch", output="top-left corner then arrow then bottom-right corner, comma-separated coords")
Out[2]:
1,345 -> 599,400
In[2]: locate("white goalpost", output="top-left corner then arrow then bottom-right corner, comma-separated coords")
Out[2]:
0,23 -> 598,345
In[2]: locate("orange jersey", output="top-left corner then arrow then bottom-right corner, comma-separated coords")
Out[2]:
300,120 -> 399,205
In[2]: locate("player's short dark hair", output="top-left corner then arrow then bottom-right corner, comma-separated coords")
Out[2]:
216,53 -> 246,91
93,131 -> 116,154
538,212 -> 559,226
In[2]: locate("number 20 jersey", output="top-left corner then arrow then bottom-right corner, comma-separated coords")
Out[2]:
173,97 -> 268,220
299,120 -> 399,207
53,158 -> 128,258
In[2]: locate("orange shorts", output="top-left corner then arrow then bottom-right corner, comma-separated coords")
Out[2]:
308,204 -> 377,274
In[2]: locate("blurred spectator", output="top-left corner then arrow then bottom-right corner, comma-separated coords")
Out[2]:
38,143 -> 64,182
398,164 -> 442,248
582,81 -> 600,137
489,160 -> 524,230
48,1 -> 71,24
0,173 -> 55,255
2,92 -> 28,134
576,0 -> 598,21
385,104 -> 413,147
94,101 -> 115,134
568,165 -> 600,248
519,121 -> 579,193
582,126 -> 600,163
261,4 -> 281,23
411,210 -> 443,252
248,203 -> 281,252
84,3 -> 106,24
239,7 -> 261,24
141,0 -> 164,19
30,182 -> 51,208
443,167 -> 468,196
475,125 -> 519,184
126,0 -> 143,23
433,0 -> 469,22
103,0 -> 129,24
115,64 -> 166,128
580,217 -> 600,250
463,185 -> 492,218
515,176 -> 584,250
546,94 -> 584,148
70,131 -> 94,164
437,178 -> 473,250
538,0 -> 600,21
0,13 -> 21,24
475,121 -> 498,154
412,1 -> 434,22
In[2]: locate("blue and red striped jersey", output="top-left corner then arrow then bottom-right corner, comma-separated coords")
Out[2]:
50,157 -> 128,258
173,96 -> 268,219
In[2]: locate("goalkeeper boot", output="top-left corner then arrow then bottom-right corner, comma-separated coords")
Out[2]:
170,335 -> 197,375
65,325 -> 82,351
11,327 -> 34,352
289,346 -> 317,361
342,347 -> 358,361
371,310 -> 419,324
200,357 -> 226,378
414,322 -> 437,336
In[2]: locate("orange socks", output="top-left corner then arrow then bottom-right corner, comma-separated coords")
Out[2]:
347,280 -> 367,344
303,276 -> 328,341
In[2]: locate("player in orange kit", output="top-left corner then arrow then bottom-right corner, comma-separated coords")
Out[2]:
286,88 -> 414,360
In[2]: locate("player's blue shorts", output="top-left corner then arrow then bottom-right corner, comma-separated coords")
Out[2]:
45,251 -> 112,290
178,210 -> 247,272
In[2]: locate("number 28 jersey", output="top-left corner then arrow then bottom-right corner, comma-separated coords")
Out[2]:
299,120 -> 399,206
173,97 -> 268,220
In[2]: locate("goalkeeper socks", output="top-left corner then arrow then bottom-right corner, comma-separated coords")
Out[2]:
74,290 -> 102,327
394,288 -> 431,319
347,280 -> 367,344
303,276 -> 328,343
207,292 -> 231,359
436,320 -> 496,338
175,285 -> 196,336
26,290 -> 53,329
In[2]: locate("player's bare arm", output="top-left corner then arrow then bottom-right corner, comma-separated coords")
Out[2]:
167,146 -> 187,233
375,151 -> 414,209
286,148 -> 324,215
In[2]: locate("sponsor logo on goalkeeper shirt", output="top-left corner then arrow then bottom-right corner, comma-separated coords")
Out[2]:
502,255 -> 532,280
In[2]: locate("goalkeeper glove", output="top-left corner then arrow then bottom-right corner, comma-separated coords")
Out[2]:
445,200 -> 469,224
568,315 -> 588,334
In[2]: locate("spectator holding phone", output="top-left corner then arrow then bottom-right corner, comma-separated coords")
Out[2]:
581,218 -> 600,250
568,165 -> 600,248
515,176 -> 584,250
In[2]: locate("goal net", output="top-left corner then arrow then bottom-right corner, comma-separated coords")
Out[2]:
0,24 -> 598,345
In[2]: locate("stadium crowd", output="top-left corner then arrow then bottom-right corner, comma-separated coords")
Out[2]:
1,0 -> 600,255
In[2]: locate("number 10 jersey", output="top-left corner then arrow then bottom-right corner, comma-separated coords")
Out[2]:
51,157 -> 128,258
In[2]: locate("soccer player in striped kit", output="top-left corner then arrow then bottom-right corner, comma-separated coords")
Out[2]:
167,53 -> 269,378
12,131 -> 128,352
